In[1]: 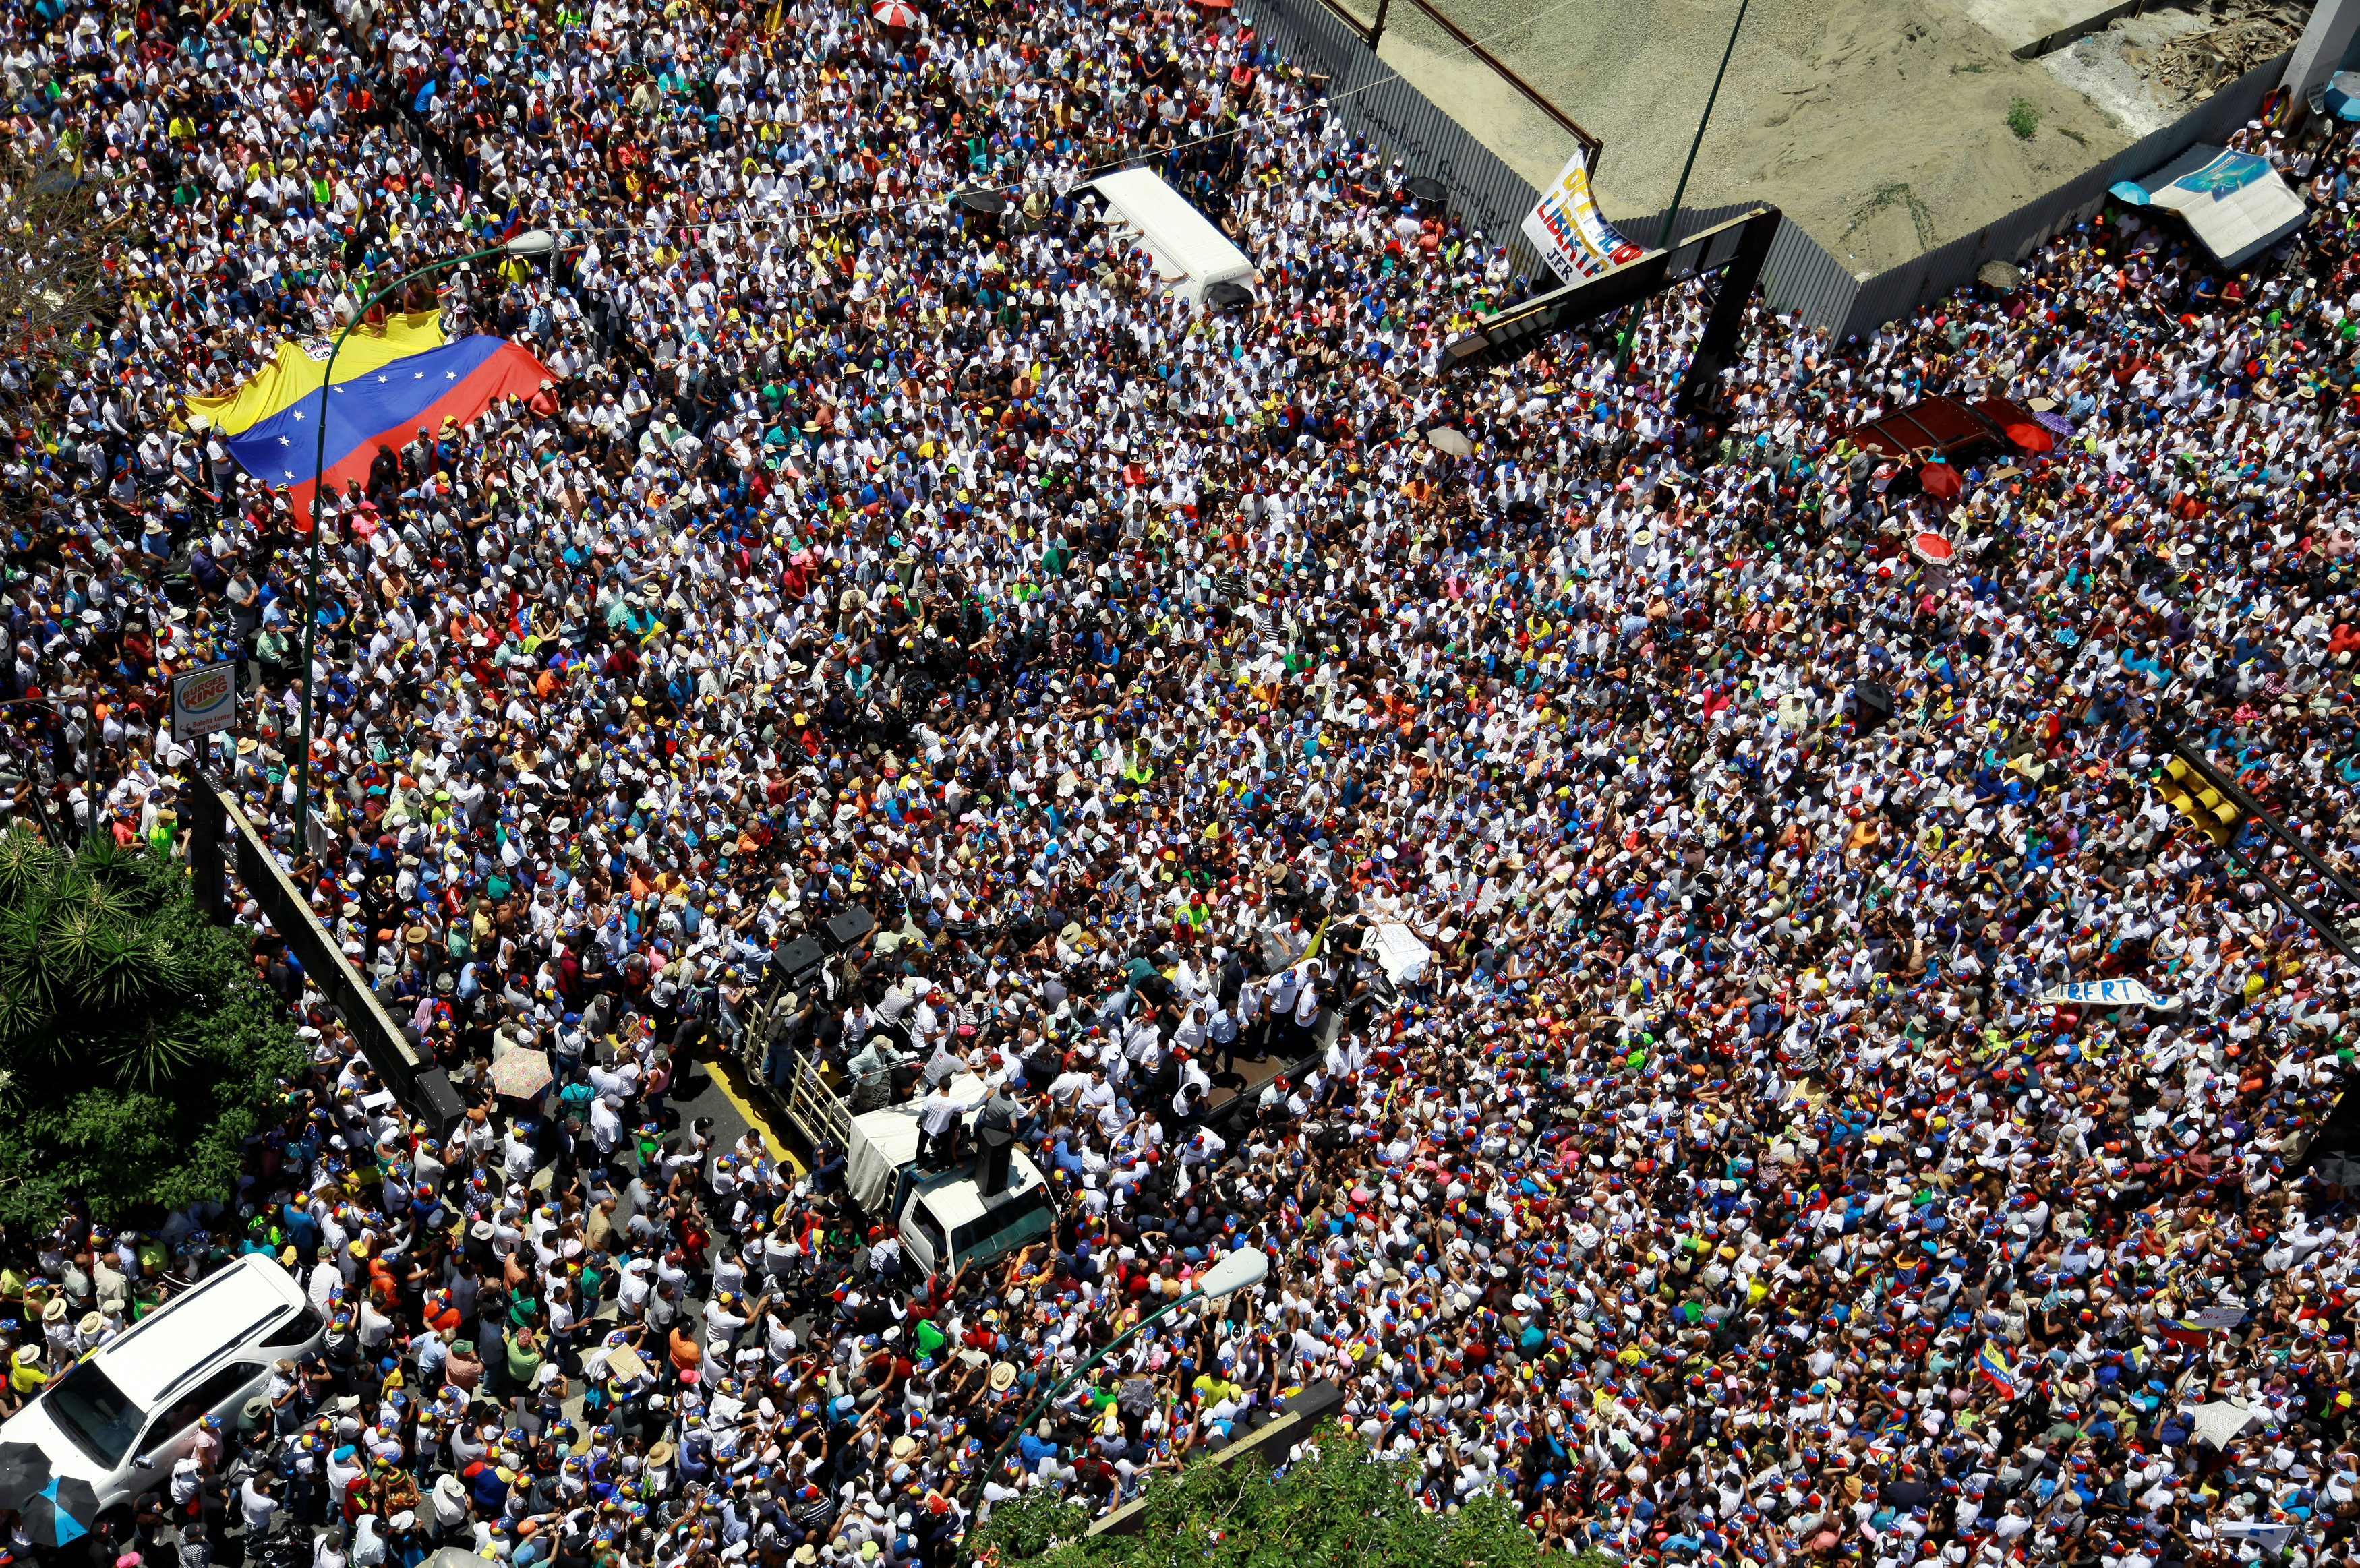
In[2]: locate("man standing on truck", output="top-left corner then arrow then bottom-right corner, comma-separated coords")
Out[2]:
915,1080 -> 989,1170
1265,964 -> 1300,1061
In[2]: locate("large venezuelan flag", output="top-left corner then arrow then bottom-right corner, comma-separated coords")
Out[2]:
222,335 -> 553,524
185,310 -> 448,436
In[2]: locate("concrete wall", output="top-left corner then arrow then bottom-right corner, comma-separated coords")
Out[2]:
2285,0 -> 2360,113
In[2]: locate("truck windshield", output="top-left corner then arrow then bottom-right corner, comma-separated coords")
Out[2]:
42,1358 -> 144,1467
951,1187 -> 1053,1259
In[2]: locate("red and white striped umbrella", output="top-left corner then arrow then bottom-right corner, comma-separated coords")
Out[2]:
871,0 -> 920,27
1910,531 -> 1957,566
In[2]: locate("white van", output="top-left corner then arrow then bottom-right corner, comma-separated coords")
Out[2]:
2,1253 -> 324,1520
1079,169 -> 1257,310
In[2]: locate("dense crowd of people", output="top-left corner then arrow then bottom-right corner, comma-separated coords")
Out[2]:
0,0 -> 2354,1561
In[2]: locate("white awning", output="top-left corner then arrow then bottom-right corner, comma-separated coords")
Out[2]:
2109,147 -> 2307,269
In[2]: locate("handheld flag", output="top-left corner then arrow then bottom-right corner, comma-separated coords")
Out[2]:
1975,1342 -> 2022,1400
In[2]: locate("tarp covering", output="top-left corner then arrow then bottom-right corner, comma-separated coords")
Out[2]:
2108,147 -> 2308,269
184,310 -> 447,435
1837,395 -> 2041,464
2311,69 -> 2360,121
844,1071 -> 989,1215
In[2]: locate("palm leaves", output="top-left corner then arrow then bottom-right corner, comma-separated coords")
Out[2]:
73,835 -> 139,889
47,897 -> 102,973
82,925 -> 170,1011
0,902 -> 50,1020
0,827 -> 60,905
98,1010 -> 206,1093
0,826 -> 212,1077
0,826 -> 305,1228
0,984 -> 40,1046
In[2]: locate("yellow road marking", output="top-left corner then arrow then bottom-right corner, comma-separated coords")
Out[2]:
707,1049 -> 806,1177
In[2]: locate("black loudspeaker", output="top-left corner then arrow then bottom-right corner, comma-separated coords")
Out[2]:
1855,680 -> 1894,733
775,936 -> 825,990
975,1140 -> 1013,1197
823,905 -> 877,952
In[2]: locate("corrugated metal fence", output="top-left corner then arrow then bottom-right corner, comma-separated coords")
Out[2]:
1243,0 -> 2297,339
1606,197 -> 1865,336
1827,51 -> 2292,339
1242,0 -> 1560,280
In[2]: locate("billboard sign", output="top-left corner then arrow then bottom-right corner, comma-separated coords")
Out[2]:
1522,154 -> 1647,284
170,660 -> 239,744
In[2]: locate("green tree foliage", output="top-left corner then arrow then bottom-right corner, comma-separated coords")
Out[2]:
0,827 -> 302,1226
969,1423 -> 1589,1568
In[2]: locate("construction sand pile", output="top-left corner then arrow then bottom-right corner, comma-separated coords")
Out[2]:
1332,0 -> 2249,278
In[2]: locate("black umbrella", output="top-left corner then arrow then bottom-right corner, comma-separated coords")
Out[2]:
14,1476 -> 98,1546
0,1441 -> 53,1512
1405,175 -> 1448,206
1204,280 -> 1255,315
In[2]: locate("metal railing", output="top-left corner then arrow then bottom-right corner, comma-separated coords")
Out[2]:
181,764 -> 465,1131
780,1057 -> 855,1151
733,994 -> 855,1157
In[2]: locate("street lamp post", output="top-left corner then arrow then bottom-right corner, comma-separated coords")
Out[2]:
1657,0 -> 1752,253
1615,0 -> 1752,375
287,229 -> 555,854
970,1246 -> 1268,1503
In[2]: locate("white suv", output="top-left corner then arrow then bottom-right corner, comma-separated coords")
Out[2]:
2,1253 -> 324,1521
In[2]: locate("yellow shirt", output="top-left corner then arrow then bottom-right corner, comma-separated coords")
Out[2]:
1190,1373 -> 1242,1406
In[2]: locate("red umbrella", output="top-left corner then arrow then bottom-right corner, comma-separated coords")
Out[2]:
871,0 -> 920,26
1918,462 -> 1963,500
1910,531 -> 1957,567
2004,420 -> 2054,454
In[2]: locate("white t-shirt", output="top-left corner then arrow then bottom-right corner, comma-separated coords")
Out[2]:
241,1477 -> 281,1534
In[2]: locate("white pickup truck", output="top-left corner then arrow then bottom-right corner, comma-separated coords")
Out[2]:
765,1054 -> 1055,1277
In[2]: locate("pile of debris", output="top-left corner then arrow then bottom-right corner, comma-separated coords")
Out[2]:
2123,0 -> 2305,100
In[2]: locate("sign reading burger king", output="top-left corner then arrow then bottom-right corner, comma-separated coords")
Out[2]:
170,659 -> 239,745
